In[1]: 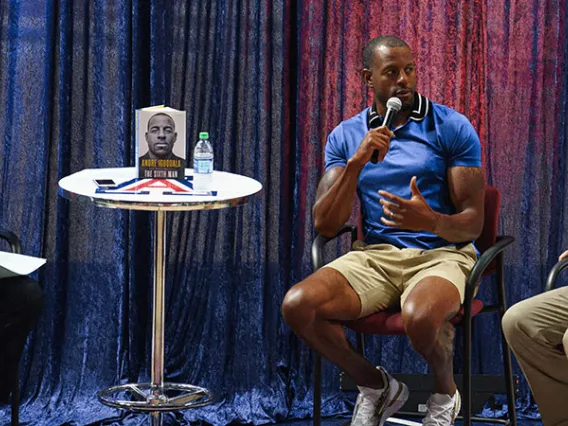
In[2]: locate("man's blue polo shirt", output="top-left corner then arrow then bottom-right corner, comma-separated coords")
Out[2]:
324,93 -> 482,250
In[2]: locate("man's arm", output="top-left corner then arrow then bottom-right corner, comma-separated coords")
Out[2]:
379,166 -> 485,243
312,164 -> 358,237
313,126 -> 393,237
434,166 -> 485,242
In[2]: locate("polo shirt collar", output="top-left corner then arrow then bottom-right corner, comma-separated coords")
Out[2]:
368,93 -> 431,129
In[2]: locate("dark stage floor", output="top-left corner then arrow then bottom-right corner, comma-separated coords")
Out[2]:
273,419 -> 541,426
0,417 -> 541,426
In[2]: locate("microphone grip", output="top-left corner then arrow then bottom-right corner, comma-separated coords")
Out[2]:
370,108 -> 396,165
371,150 -> 380,164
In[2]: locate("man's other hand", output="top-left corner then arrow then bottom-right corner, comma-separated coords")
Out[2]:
378,176 -> 439,232
560,250 -> 568,261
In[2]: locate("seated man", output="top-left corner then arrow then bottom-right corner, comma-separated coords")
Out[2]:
281,35 -> 484,426
502,250 -> 568,426
0,275 -> 43,404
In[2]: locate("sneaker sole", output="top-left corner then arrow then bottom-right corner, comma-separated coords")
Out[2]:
379,381 -> 409,426
452,390 -> 461,424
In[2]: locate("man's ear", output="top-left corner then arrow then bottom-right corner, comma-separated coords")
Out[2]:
173,132 -> 177,143
362,69 -> 373,88
145,132 -> 149,142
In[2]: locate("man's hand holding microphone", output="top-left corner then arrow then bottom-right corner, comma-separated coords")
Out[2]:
349,97 -> 402,168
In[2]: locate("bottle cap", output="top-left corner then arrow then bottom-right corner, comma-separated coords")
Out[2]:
199,132 -> 209,139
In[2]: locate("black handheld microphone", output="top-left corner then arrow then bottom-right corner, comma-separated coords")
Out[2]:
370,97 -> 403,164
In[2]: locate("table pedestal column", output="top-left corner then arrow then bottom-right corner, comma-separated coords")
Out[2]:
98,211 -> 213,422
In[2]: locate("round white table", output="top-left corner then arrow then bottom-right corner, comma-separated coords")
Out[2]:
58,167 -> 262,425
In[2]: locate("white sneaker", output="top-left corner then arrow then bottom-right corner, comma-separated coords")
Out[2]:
422,389 -> 461,426
351,367 -> 409,426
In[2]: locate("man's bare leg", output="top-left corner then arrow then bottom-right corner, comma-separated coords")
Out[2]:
282,267 -> 385,389
401,277 -> 461,395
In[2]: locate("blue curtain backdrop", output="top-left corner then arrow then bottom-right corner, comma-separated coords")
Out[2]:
0,0 -> 567,425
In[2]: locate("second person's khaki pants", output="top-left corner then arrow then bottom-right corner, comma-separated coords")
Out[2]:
502,287 -> 568,426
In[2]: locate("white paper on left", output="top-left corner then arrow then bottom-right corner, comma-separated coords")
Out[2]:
0,251 -> 47,279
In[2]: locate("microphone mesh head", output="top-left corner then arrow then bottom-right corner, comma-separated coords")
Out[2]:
386,97 -> 403,111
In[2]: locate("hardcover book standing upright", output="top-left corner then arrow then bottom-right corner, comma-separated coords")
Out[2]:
136,106 -> 186,179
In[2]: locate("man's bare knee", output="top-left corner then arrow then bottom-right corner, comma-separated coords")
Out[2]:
402,306 -> 442,355
281,285 -> 315,332
402,278 -> 460,356
281,272 -> 331,331
281,268 -> 361,332
402,292 -> 450,340
402,306 -> 440,333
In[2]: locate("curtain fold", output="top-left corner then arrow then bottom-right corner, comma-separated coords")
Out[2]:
0,0 -> 566,424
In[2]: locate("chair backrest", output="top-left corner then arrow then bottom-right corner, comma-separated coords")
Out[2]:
0,229 -> 22,254
476,185 -> 500,255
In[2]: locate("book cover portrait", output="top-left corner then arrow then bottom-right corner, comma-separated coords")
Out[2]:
136,106 -> 187,179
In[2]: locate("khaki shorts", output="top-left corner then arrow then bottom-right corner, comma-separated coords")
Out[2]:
323,241 -> 477,318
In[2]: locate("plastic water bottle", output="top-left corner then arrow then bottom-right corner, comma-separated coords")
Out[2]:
193,131 -> 214,191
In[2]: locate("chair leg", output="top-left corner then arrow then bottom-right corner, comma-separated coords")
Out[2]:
463,306 -> 472,426
355,332 -> 364,356
314,353 -> 322,426
11,363 -> 19,426
500,331 -> 517,426
497,256 -> 517,426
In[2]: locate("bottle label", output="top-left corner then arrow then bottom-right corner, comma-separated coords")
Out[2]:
194,158 -> 213,174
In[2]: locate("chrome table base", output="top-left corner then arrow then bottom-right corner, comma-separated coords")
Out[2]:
98,211 -> 213,423
97,382 -> 213,411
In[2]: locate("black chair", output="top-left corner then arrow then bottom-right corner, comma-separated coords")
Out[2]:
311,185 -> 517,426
0,228 -> 33,426
545,257 -> 568,293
